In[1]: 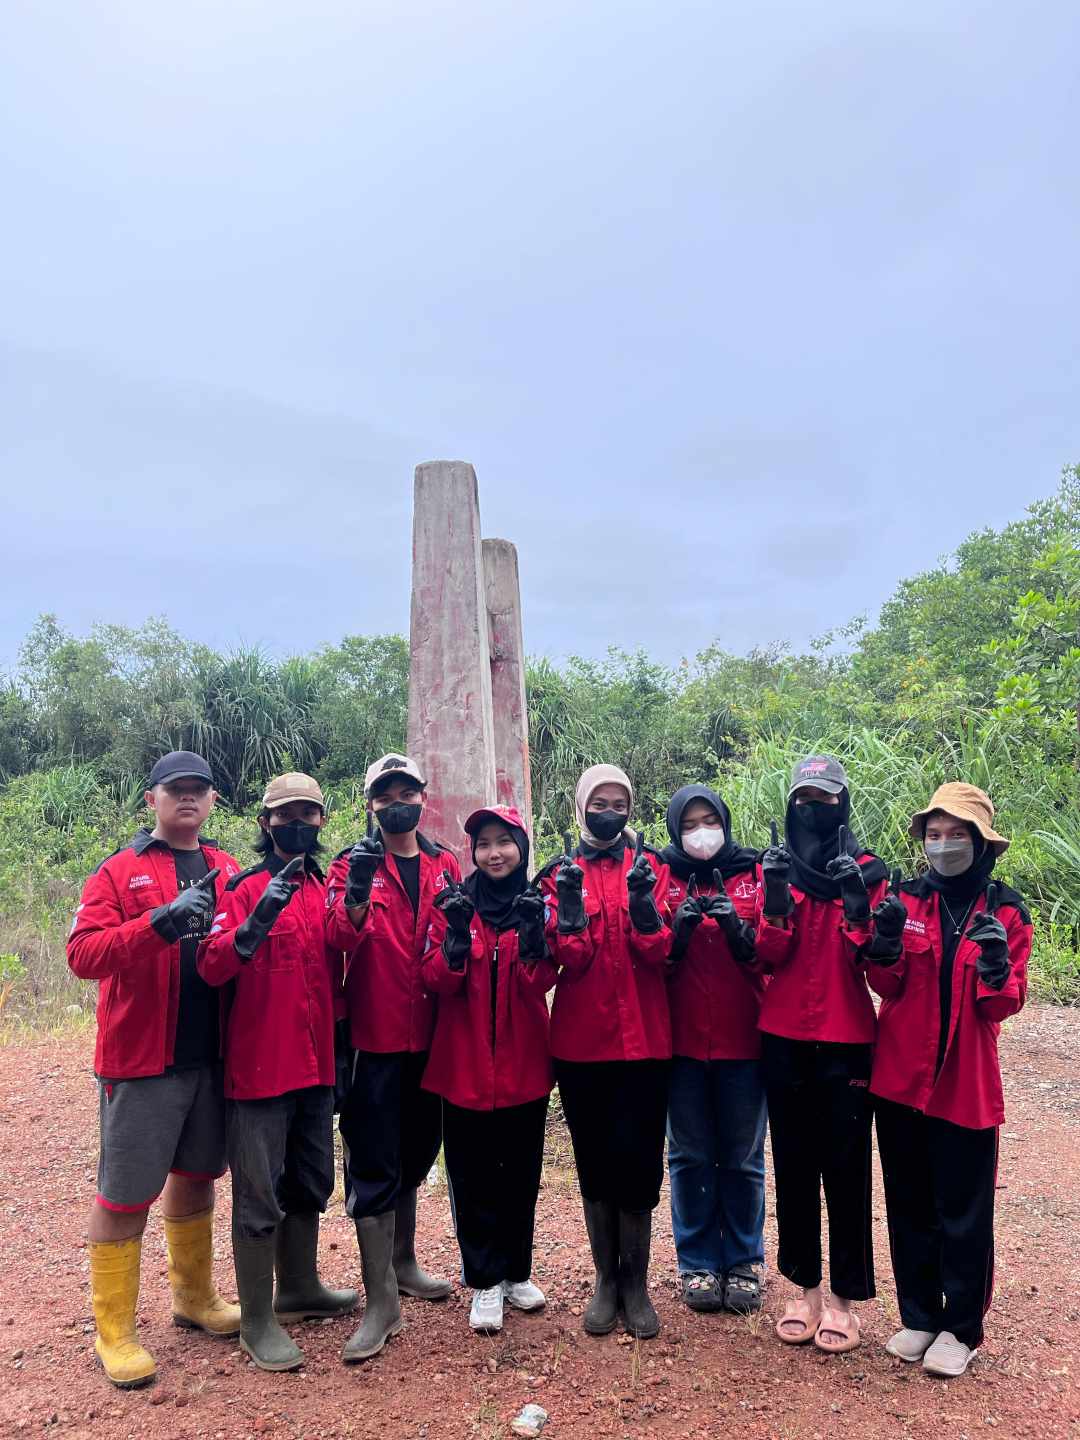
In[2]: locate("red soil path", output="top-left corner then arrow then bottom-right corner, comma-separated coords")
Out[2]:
1,1006 -> 1077,1440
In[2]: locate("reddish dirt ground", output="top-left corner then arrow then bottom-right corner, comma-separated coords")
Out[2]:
1,1007 -> 1078,1440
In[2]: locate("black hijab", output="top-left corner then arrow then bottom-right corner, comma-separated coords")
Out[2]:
784,788 -> 887,901
660,785 -> 758,885
463,820 -> 531,931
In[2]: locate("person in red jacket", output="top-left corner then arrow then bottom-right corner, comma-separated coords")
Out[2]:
421,805 -> 556,1335
197,772 -> 358,1372
660,785 -> 767,1316
755,755 -> 888,1355
538,763 -> 672,1341
325,753 -> 461,1362
67,751 -> 242,1389
865,783 -> 1032,1378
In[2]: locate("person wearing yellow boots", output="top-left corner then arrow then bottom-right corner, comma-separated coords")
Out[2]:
67,751 -> 242,1387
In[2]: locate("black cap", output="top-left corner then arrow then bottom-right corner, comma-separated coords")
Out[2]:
147,751 -> 214,788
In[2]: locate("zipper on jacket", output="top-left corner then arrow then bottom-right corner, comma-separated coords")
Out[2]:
490,939 -> 499,1055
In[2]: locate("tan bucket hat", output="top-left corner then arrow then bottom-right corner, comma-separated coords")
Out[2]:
909,782 -> 1009,855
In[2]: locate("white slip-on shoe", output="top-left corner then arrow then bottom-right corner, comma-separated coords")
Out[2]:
923,1330 -> 976,1377
469,1286 -> 505,1332
502,1279 -> 546,1312
886,1327 -> 937,1362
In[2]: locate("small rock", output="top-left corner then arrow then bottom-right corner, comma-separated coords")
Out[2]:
175,1394 -> 189,1408
11,1349 -> 23,1360
150,1391 -> 172,1407
510,1404 -> 548,1438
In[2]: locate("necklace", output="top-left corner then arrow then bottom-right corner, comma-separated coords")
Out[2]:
939,895 -> 975,935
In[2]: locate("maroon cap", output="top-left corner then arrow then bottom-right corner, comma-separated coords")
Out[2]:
464,805 -> 527,836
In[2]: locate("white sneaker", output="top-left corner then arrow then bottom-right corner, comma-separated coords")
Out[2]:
502,1278 -> 546,1311
923,1330 -> 976,1377
469,1286 -> 504,1332
886,1327 -> 937,1362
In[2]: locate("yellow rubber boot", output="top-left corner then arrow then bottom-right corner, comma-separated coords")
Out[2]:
164,1209 -> 241,1336
89,1238 -> 157,1388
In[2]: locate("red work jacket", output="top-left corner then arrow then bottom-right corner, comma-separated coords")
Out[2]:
197,857 -> 338,1101
869,880 -> 1031,1129
754,856 -> 886,1045
666,867 -> 766,1061
420,910 -> 556,1110
325,835 -> 461,1054
67,831 -> 241,1081
540,843 -> 673,1063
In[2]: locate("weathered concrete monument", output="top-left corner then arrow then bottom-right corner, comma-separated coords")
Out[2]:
406,461 -> 531,869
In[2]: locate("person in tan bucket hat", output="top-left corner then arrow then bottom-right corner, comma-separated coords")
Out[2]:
862,780 -> 1033,1379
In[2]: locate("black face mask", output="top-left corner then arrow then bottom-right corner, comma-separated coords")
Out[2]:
586,808 -> 626,842
376,801 -> 423,835
270,820 -> 320,854
792,801 -> 842,836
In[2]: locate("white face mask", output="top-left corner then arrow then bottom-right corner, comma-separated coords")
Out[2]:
682,826 -> 726,862
924,838 -> 974,877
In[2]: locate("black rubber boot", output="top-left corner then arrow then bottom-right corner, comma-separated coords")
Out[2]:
618,1210 -> 660,1340
393,1188 -> 451,1300
341,1214 -> 403,1363
273,1211 -> 359,1322
232,1232 -> 304,1372
581,1198 -> 619,1336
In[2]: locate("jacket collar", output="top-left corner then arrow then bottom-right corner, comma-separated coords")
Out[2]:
265,850 -> 324,881
131,826 -> 216,856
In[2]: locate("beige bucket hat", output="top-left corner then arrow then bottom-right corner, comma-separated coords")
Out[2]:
909,782 -> 1009,855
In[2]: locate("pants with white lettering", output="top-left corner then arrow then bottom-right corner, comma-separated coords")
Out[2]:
875,1098 -> 997,1348
762,1034 -> 875,1300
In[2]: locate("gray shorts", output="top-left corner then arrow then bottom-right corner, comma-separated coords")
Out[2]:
97,1064 -> 227,1212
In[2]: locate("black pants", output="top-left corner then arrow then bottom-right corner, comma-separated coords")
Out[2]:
762,1034 -> 875,1300
555,1059 -> 670,1213
227,1085 -> 336,1240
875,1098 -> 998,1348
339,1049 -> 443,1219
443,1097 -> 548,1289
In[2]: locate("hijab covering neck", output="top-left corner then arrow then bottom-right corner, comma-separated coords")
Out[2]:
784,789 -> 887,900
660,785 -> 757,884
575,763 -> 634,851
463,822 -> 530,931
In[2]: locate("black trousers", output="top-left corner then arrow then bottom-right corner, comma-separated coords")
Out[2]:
761,1034 -> 875,1300
227,1085 -> 336,1241
339,1049 -> 443,1219
443,1096 -> 549,1289
875,1098 -> 998,1348
555,1059 -> 670,1213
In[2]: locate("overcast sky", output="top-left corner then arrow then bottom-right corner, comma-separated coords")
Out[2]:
2,0 -> 1078,671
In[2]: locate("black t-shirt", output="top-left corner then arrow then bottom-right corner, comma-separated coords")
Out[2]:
392,852 -> 422,918
169,847 -> 220,1070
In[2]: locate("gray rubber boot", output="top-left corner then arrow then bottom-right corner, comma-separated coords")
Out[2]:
232,1232 -> 304,1372
273,1211 -> 359,1321
341,1214 -> 403,1363
392,1188 -> 451,1300
581,1198 -> 619,1336
617,1210 -> 660,1339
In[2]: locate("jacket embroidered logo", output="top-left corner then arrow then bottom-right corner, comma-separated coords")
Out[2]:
128,874 -> 154,888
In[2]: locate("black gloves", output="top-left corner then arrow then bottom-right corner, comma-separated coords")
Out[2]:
234,857 -> 303,959
761,821 -> 794,919
434,873 -> 475,971
512,886 -> 548,961
968,883 -> 1011,989
825,828 -> 870,923
556,850 -> 587,934
345,825 -> 384,907
626,832 -> 662,934
867,869 -> 906,963
669,876 -> 706,960
703,869 -> 756,964
151,867 -> 221,943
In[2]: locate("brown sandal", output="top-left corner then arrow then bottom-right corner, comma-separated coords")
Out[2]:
813,1305 -> 861,1354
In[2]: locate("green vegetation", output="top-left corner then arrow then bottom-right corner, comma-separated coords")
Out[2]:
1,467 -> 1077,1021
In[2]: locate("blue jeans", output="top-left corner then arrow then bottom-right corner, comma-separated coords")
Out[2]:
667,1056 -> 767,1275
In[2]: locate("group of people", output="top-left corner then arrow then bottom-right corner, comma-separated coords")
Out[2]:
67,745 -> 1030,1393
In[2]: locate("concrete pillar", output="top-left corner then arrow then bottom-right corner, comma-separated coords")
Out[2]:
483,538 -> 533,843
407,461 -> 497,869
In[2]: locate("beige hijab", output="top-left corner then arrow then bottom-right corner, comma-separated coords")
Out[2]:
575,763 -> 635,850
